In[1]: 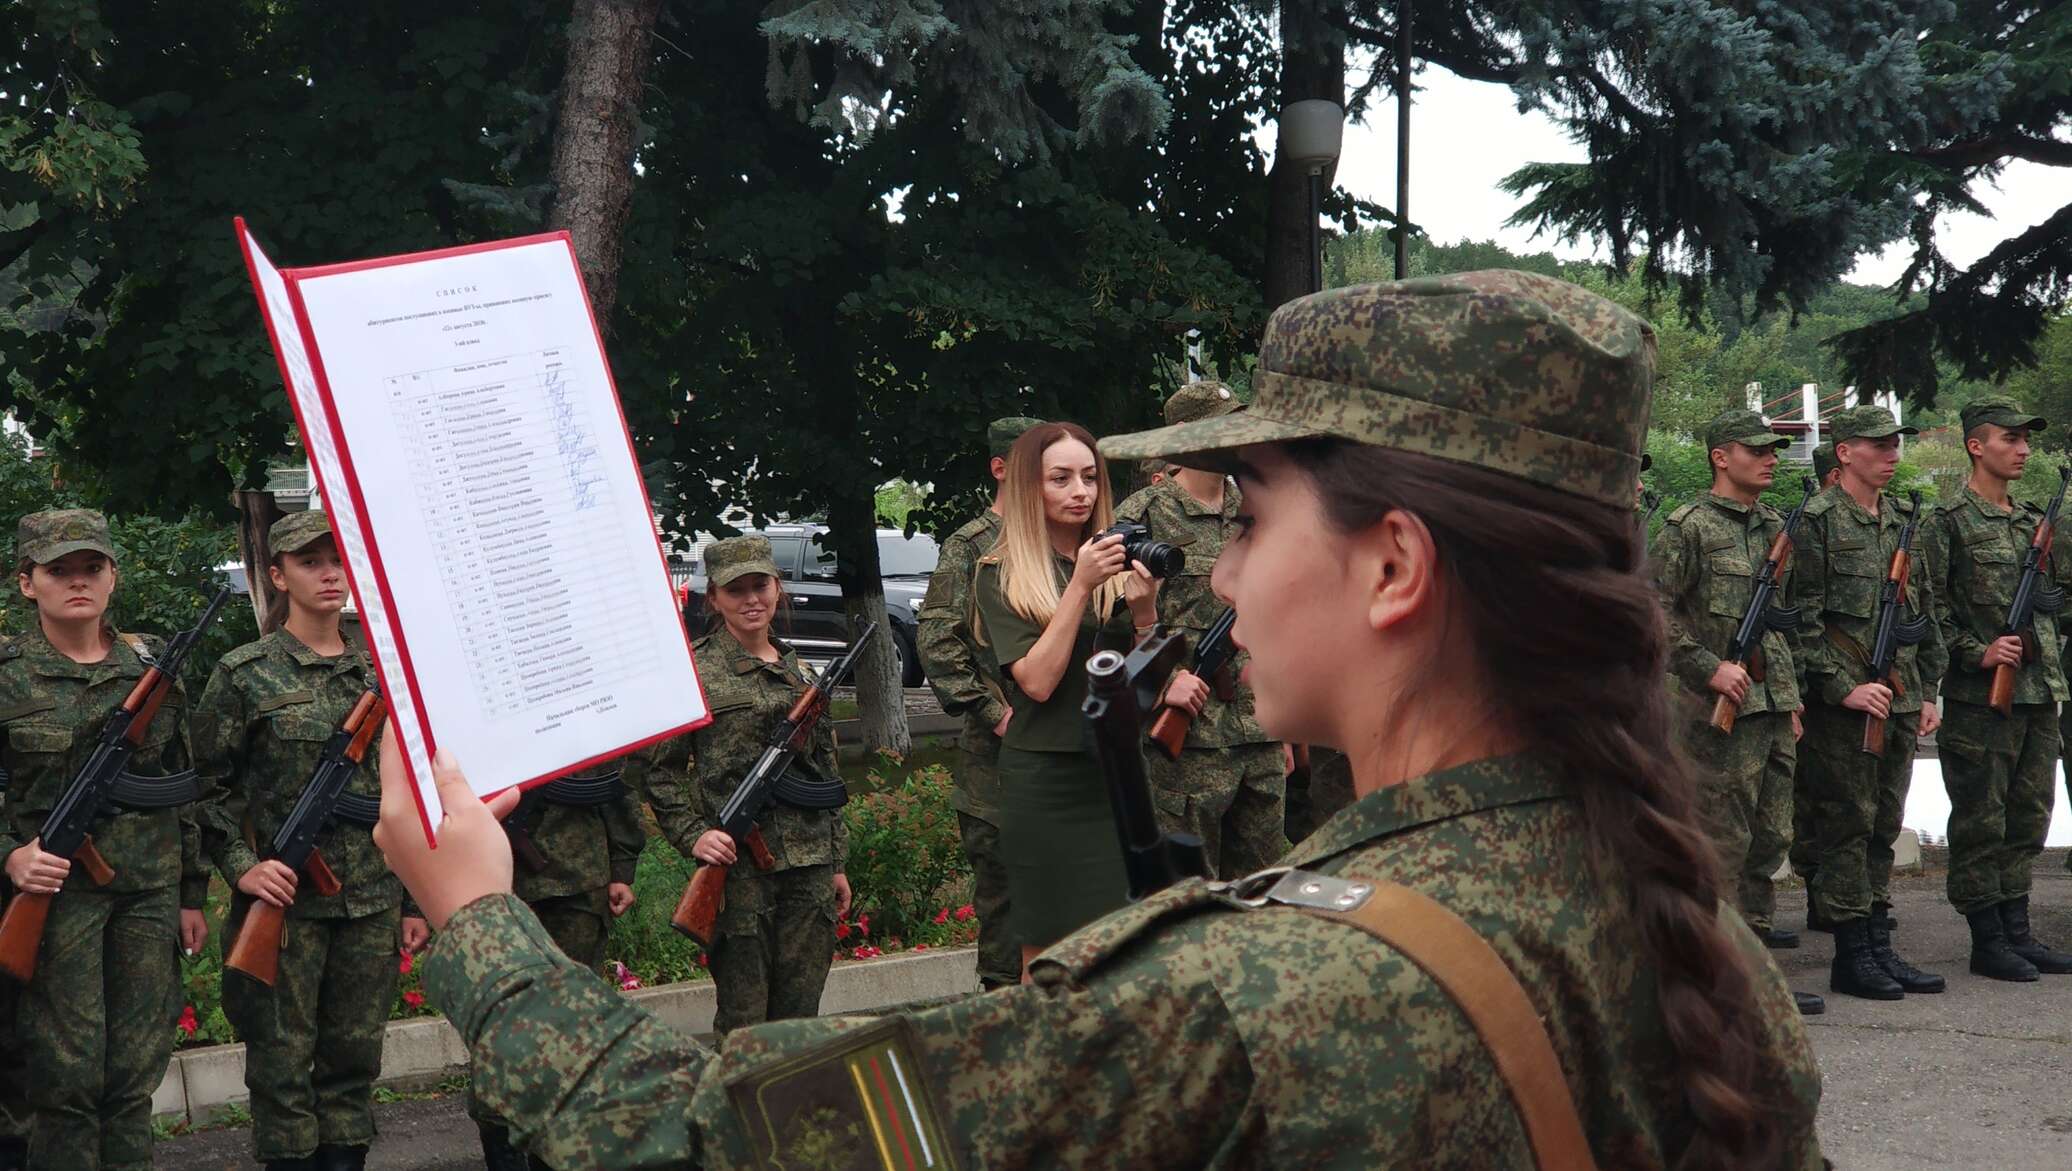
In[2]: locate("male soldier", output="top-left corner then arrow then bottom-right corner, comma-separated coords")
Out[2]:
1791,440 -> 1843,901
1655,409 -> 1821,1014
1923,396 -> 2072,981
1811,442 -> 1840,491
1791,406 -> 1946,1000
1117,381 -> 1290,877
914,416 -> 1042,990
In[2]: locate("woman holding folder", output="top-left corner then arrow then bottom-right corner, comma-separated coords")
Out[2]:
194,511 -> 425,1171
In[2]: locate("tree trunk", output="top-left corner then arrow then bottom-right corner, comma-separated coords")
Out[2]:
544,0 -> 662,330
1264,0 -> 1347,311
232,489 -> 284,631
828,483 -> 913,759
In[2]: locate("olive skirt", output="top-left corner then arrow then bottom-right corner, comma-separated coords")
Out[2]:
997,745 -> 1130,950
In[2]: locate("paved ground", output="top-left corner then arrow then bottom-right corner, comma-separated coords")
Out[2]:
157,855 -> 2072,1168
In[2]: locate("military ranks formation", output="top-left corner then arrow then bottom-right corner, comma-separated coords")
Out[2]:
1652,396 -> 2072,1015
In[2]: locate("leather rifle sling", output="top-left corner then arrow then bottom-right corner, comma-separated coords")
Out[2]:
1297,882 -> 1597,1170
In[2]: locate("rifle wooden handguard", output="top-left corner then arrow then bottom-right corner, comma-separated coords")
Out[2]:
226,899 -> 287,987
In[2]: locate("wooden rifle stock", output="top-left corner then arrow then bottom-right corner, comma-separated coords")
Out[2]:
1147,707 -> 1189,761
1709,691 -> 1740,735
671,827 -> 775,945
1989,664 -> 2017,718
226,899 -> 286,987
0,836 -> 111,985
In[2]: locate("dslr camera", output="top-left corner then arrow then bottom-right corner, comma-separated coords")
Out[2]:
1095,522 -> 1185,578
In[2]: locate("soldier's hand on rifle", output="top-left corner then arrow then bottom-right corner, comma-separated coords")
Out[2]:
1919,701 -> 1942,737
1708,661 -> 1752,705
1841,683 -> 1894,720
692,829 -> 738,866
833,873 -> 852,920
371,736 -> 520,931
607,883 -> 635,917
1981,635 -> 2026,670
1161,669 -> 1210,717
3,839 -> 69,895
236,859 -> 300,909
400,916 -> 430,955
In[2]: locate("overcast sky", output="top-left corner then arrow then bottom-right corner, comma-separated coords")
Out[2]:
1313,63 -> 2063,288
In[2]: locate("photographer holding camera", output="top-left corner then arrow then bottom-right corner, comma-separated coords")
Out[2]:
973,421 -> 1158,975
1116,381 -> 1294,878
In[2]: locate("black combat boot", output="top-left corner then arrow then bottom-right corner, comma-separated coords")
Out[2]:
1999,895 -> 2072,974
1792,990 -> 1826,1015
1830,918 -> 1904,1000
1866,913 -> 1945,993
315,1143 -> 370,1171
479,1123 -> 531,1171
0,1136 -> 27,1171
1755,924 -> 1801,949
1967,905 -> 2040,982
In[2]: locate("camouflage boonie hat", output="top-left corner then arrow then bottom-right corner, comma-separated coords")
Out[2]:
1810,442 -> 1837,483
704,535 -> 782,589
988,417 -> 1046,458
17,508 -> 115,566
1827,405 -> 1917,445
1960,396 -> 2046,436
1703,409 -> 1791,454
267,510 -> 334,555
1165,380 -> 1241,426
1098,271 -> 1655,507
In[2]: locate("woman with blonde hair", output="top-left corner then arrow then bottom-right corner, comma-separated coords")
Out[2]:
976,421 -> 1158,968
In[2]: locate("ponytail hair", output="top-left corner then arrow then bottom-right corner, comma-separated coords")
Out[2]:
260,536 -> 291,635
1286,438 -> 1789,1169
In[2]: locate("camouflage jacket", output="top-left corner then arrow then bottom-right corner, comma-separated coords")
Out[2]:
425,752 -> 1824,1169
915,510 -> 1008,817
1653,493 -> 1801,714
1792,486 -> 1947,713
0,625 -> 205,906
1923,486 -> 2069,708
1115,478 -> 1270,747
508,752 -> 649,903
192,630 -> 404,919
645,628 -> 846,873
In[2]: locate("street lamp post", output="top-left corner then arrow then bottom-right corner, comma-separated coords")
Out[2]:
1279,99 -> 1345,296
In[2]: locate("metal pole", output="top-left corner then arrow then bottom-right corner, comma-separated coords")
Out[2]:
1395,0 -> 1412,280
1308,169 -> 1324,293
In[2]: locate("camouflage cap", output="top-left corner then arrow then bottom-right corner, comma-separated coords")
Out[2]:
267,510 -> 335,555
1960,396 -> 2047,436
1165,380 -> 1241,426
17,508 -> 115,566
988,417 -> 1046,458
1810,442 -> 1837,483
1826,405 -> 1917,445
704,535 -> 782,589
1098,271 -> 1655,507
1703,409 -> 1792,454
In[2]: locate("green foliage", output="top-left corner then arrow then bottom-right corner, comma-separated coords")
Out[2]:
608,837 -> 714,986
874,480 -> 928,529
840,763 -> 973,946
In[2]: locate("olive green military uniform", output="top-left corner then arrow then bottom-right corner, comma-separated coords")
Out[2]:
648,541 -> 846,1036
1790,444 -> 1841,888
1654,451 -> 1802,937
0,510 -> 206,1171
427,755 -> 1825,1170
1923,464 -> 2068,917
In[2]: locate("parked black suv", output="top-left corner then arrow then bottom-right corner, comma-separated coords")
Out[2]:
673,524 -> 938,686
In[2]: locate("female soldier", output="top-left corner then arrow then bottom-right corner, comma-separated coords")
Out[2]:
645,535 -> 850,1036
0,509 -> 209,1171
194,511 -> 428,1171
382,272 -> 1823,1169
976,421 -> 1157,967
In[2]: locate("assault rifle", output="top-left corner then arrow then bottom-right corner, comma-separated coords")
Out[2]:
1146,606 -> 1238,761
1084,628 -> 1209,899
503,767 -> 629,874
0,583 -> 235,984
1860,493 -> 1934,756
1989,464 -> 2072,717
670,623 -> 874,945
1710,481 -> 1810,734
225,683 -> 388,987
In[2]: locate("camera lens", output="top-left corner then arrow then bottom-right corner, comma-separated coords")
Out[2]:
1131,539 -> 1184,578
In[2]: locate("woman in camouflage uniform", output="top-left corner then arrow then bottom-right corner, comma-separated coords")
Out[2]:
193,511 -> 427,1171
381,273 -> 1824,1169
646,535 -> 849,1035
0,509 -> 209,1171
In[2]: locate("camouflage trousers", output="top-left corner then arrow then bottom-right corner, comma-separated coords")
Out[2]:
1940,700 -> 2060,915
1802,704 -> 1917,923
20,884 -> 179,1171
1681,710 -> 1795,932
0,882 -> 23,1145
531,889 -> 610,975
1147,742 -> 1290,880
709,864 -> 837,1036
223,899 -> 402,1161
1788,745 -> 1824,885
1284,747 -> 1356,846
956,812 -> 1018,989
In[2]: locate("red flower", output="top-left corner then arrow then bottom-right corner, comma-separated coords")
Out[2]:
933,907 -> 950,925
857,914 -> 871,936
398,950 -> 414,975
954,904 -> 975,922
914,944 -> 929,952
695,952 -> 709,968
176,1005 -> 198,1038
835,922 -> 851,940
402,990 -> 426,1009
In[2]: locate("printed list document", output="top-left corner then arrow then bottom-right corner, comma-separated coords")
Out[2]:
236,219 -> 708,842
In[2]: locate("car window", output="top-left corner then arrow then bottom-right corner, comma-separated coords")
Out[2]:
763,536 -> 805,578
878,533 -> 939,576
801,534 -> 840,582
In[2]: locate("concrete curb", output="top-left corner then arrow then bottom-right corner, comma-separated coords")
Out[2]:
153,945 -> 979,1124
